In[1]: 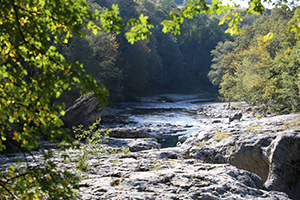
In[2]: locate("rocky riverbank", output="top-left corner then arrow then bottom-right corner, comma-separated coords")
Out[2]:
180,102 -> 300,199
1,101 -> 300,199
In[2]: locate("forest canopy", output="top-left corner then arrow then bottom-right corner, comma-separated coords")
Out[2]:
209,7 -> 300,113
1,0 -> 300,199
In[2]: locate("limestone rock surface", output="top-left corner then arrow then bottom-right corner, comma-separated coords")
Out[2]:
76,148 -> 290,200
108,127 -> 152,138
182,102 -> 300,199
60,92 -> 104,136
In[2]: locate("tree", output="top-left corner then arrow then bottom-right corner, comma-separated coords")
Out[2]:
0,0 -> 153,198
208,40 -> 234,86
120,40 -> 150,95
219,49 -> 245,101
240,8 -> 295,57
177,14 -> 230,87
61,32 -> 123,102
156,31 -> 186,91
269,41 -> 300,112
158,0 -> 179,13
237,37 -> 274,104
218,7 -> 299,110
0,0 -> 110,198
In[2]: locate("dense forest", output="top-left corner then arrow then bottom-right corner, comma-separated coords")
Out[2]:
59,0 -> 232,102
209,7 -> 300,112
67,0 -> 300,113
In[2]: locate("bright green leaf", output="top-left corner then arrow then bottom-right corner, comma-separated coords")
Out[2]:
263,32 -> 274,42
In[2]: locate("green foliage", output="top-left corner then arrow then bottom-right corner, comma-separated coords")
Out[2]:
161,0 -> 231,35
220,37 -> 275,103
208,41 -> 234,86
219,9 -> 243,35
0,0 -> 110,198
71,119 -> 130,172
213,128 -> 229,142
96,0 -> 291,96
246,123 -> 261,134
121,146 -> 130,155
120,40 -> 150,94
100,4 -> 125,34
73,118 -> 109,172
246,0 -> 265,15
270,42 -> 300,112
156,31 -> 186,90
111,160 -> 120,165
0,149 -> 81,199
286,117 -> 300,130
125,14 -> 155,44
235,8 -> 295,57
218,8 -> 300,112
177,14 -> 231,88
288,8 -> 300,40
99,2 -> 155,45
158,0 -> 179,13
61,30 -> 123,101
197,141 -> 206,146
263,32 -> 274,42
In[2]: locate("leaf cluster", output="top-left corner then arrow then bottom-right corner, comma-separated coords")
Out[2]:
0,0 -> 108,198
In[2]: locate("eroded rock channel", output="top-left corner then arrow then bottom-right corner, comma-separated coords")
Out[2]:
1,94 -> 300,199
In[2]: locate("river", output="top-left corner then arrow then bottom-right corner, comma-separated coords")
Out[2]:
101,93 -> 216,148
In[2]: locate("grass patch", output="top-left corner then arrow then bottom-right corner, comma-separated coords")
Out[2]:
286,117 -> 300,130
196,141 -> 206,147
213,128 -> 229,142
246,123 -> 261,134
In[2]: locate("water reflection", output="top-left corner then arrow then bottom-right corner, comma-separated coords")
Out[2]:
160,135 -> 179,148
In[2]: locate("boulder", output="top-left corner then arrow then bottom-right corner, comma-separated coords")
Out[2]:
108,128 -> 152,138
229,113 -> 242,122
103,137 -> 161,152
128,138 -> 161,152
180,129 -> 215,148
188,146 -> 226,164
59,92 -> 104,136
183,105 -> 300,199
264,131 -> 300,199
178,135 -> 189,143
213,130 -> 300,198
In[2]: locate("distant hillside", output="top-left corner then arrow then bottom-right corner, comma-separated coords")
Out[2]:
174,0 -> 184,5
174,0 -> 212,6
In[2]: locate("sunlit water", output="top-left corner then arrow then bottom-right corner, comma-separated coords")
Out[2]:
112,94 -> 215,148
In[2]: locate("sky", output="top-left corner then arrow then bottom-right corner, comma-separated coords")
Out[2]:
223,0 -> 300,9
222,0 -> 274,9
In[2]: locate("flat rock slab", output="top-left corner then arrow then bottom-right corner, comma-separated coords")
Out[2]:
108,128 -> 152,138
77,148 -> 290,200
0,142 -> 292,200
